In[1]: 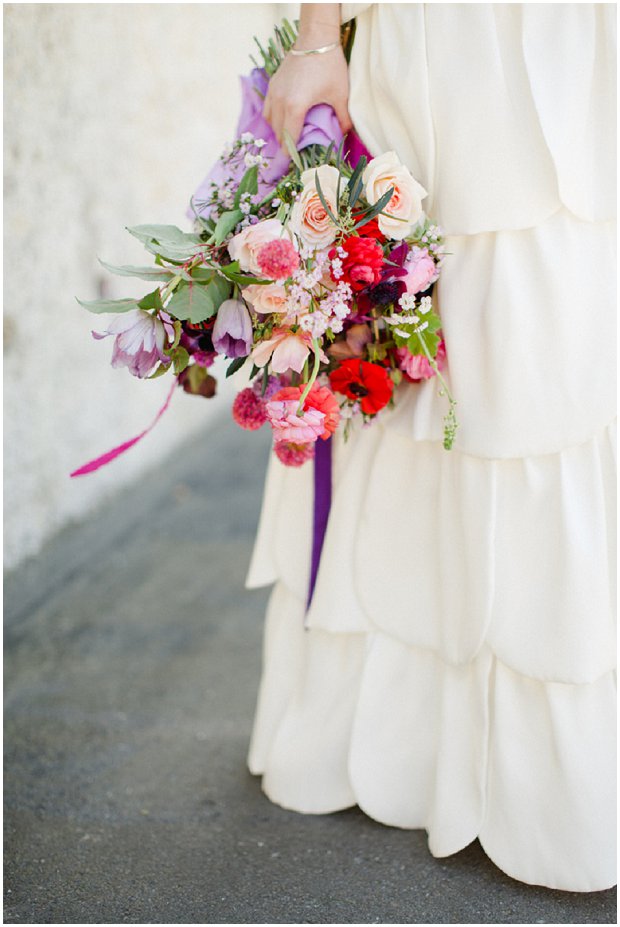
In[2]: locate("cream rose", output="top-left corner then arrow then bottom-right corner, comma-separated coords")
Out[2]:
362,151 -> 428,240
228,218 -> 293,275
288,164 -> 340,250
243,283 -> 289,315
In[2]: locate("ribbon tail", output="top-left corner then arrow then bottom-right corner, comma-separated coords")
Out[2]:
306,435 -> 333,615
69,377 -> 178,477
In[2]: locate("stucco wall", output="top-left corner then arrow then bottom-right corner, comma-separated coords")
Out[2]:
4,3 -> 281,570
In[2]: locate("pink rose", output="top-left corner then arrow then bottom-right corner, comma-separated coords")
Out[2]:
396,341 -> 446,381
403,246 -> 438,295
289,164 -> 340,249
363,151 -> 427,240
265,398 -> 326,444
228,218 -> 293,275
243,283 -> 288,315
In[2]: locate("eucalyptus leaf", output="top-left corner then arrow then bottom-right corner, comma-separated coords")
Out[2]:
138,289 -> 164,312
167,283 -> 216,324
98,259 -> 173,282
76,296 -> 139,314
213,209 -> 244,246
234,165 -> 259,208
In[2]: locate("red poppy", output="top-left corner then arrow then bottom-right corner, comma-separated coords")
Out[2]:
329,359 -> 394,415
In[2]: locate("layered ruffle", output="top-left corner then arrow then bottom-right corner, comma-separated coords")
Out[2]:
347,4 -> 616,233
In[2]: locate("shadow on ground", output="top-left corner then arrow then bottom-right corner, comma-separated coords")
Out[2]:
4,414 -> 617,924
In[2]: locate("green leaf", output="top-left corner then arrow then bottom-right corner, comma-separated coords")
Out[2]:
166,283 -> 216,323
98,259 -> 173,282
169,319 -> 183,351
171,346 -> 190,375
76,296 -> 138,314
138,288 -> 164,312
351,185 -> 395,228
206,275 -> 232,307
127,224 -> 205,262
314,169 -> 339,227
406,329 -> 440,358
218,262 -> 271,286
147,361 -> 172,380
234,165 -> 259,208
213,209 -> 244,246
226,356 -> 247,378
282,129 -> 303,171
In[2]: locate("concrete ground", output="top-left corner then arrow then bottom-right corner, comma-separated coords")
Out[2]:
4,413 -> 617,925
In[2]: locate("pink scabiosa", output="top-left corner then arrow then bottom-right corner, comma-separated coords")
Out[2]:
92,308 -> 170,379
232,387 -> 268,430
274,441 -> 316,467
256,238 -> 300,281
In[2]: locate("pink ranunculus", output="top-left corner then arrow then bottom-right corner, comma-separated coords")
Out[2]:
212,298 -> 253,358
403,246 -> 438,295
92,308 -> 170,379
250,327 -> 317,374
265,398 -> 326,444
395,340 -> 446,381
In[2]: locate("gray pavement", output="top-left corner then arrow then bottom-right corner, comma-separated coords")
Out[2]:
4,413 -> 617,925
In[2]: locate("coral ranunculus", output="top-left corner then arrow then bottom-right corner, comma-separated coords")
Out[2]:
329,359 -> 394,415
330,236 -> 385,292
272,384 -> 340,439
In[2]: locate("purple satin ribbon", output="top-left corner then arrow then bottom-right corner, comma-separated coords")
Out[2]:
305,130 -> 372,612
307,435 -> 333,609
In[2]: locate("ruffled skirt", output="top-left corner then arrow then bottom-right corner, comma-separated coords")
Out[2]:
245,2 -> 616,893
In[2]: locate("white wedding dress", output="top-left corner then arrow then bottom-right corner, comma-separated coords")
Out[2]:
245,3 -> 617,892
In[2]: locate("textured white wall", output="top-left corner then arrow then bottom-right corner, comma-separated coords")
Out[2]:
4,2 -> 282,570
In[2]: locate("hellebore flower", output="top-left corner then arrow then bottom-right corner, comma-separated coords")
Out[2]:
92,308 -> 170,379
250,327 -> 322,375
212,299 -> 253,358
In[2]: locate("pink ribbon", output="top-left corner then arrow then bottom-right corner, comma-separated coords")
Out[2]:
69,377 -> 178,477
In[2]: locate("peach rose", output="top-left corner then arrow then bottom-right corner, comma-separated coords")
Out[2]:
363,151 -> 427,240
289,164 -> 340,250
228,219 -> 293,275
243,283 -> 289,315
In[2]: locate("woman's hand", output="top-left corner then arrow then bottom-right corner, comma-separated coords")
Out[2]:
263,4 -> 352,150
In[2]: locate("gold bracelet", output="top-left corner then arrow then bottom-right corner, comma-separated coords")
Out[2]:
289,40 -> 340,57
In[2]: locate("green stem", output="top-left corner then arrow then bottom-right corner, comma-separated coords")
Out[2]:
296,338 -> 321,416
417,330 -> 459,450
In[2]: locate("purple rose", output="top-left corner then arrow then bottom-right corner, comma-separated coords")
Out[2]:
212,299 -> 253,358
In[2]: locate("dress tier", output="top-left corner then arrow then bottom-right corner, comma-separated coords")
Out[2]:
245,4 -> 617,892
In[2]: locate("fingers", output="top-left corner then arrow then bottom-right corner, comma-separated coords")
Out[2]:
333,97 -> 353,136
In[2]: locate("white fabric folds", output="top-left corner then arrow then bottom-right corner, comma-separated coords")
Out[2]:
246,3 -> 616,892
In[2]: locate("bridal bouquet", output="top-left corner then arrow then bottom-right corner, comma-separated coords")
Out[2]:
73,20 -> 456,477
